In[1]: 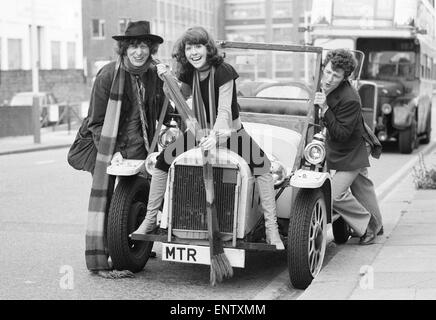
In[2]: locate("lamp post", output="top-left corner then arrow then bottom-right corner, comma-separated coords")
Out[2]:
31,0 -> 40,143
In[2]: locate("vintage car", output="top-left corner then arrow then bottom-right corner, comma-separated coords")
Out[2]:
105,42 -> 335,290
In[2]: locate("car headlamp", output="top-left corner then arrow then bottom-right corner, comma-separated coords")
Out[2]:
268,154 -> 287,186
381,103 -> 392,115
158,119 -> 181,148
145,152 -> 159,176
304,140 -> 326,165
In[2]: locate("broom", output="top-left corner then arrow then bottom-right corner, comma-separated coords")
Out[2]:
161,71 -> 233,285
202,148 -> 234,285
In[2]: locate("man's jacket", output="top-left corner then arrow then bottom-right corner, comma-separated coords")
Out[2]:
87,61 -> 170,158
322,80 -> 370,171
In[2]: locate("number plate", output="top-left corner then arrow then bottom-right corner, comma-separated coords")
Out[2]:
162,243 -> 245,268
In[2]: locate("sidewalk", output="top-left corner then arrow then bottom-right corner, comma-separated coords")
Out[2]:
299,144 -> 436,300
0,124 -> 78,156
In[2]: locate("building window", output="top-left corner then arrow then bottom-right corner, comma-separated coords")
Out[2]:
8,38 -> 22,70
226,29 -> 265,42
51,41 -> 61,69
67,42 -> 76,69
273,0 -> 293,18
333,0 -> 394,20
273,27 -> 293,42
119,18 -> 131,33
226,2 -> 265,20
92,19 -> 105,38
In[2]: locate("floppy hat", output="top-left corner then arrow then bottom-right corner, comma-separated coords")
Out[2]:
112,20 -> 163,44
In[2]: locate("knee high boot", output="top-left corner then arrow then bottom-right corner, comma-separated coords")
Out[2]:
132,169 -> 168,235
256,173 -> 285,250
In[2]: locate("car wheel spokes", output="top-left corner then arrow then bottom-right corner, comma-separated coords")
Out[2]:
308,199 -> 325,276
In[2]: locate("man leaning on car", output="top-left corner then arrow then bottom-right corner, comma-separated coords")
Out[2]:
314,48 -> 383,245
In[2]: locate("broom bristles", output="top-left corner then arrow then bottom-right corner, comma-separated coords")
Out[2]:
95,270 -> 135,279
210,253 -> 234,286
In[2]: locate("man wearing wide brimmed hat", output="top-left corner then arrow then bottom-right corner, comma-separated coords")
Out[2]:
84,21 -> 172,273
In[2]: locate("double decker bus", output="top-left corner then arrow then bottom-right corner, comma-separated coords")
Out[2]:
310,0 -> 434,153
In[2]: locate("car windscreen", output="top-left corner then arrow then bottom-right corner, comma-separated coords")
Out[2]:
221,48 -> 318,100
218,45 -> 320,116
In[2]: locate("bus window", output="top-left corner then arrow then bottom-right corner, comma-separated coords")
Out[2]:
433,63 -> 436,80
367,51 -> 415,80
422,54 -> 427,78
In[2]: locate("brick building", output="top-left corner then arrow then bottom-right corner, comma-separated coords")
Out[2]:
0,0 -> 86,104
217,0 -> 312,44
216,0 -> 313,80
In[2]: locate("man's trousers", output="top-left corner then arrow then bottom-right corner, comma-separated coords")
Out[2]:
331,167 -> 383,237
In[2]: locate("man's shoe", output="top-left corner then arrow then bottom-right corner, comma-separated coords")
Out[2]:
377,226 -> 384,236
359,232 -> 376,245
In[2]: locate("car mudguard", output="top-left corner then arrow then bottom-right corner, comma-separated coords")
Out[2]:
290,169 -> 331,189
392,98 -> 417,130
392,105 -> 413,129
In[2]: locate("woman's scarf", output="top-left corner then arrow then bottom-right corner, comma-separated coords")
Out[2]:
192,67 -> 216,130
85,56 -> 125,271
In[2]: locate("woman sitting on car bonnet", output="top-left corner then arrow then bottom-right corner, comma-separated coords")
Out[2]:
132,26 -> 285,250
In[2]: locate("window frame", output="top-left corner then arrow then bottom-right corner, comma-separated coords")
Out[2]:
91,19 -> 106,39
7,38 -> 23,70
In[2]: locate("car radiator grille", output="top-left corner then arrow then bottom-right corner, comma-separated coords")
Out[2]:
172,165 -> 238,233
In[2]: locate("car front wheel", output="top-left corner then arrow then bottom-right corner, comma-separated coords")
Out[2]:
287,188 -> 327,290
107,175 -> 153,273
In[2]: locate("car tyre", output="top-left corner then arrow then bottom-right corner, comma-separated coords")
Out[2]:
421,107 -> 432,145
399,118 -> 417,154
107,175 -> 153,273
332,216 -> 350,244
287,188 -> 327,290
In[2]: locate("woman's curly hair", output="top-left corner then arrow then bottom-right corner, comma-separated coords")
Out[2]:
172,26 -> 223,77
324,49 -> 357,79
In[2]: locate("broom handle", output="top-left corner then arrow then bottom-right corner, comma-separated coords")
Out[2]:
160,72 -> 220,239
161,70 -> 231,281
202,149 -> 221,257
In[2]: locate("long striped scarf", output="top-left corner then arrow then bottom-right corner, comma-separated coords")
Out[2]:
192,67 -> 216,130
85,57 -> 125,271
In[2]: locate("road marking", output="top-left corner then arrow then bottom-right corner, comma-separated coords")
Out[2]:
35,160 -> 56,165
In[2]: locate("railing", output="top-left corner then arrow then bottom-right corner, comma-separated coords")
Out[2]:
50,101 -> 87,133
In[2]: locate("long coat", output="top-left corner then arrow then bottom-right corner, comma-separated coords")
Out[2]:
87,60 -> 170,158
322,80 -> 370,171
